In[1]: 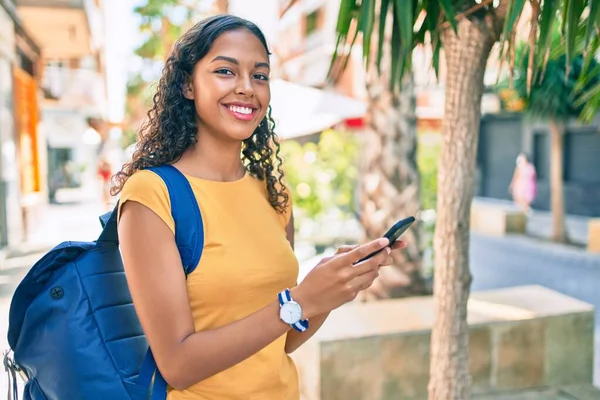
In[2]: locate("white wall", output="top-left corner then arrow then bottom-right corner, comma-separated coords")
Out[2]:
228,0 -> 279,49
0,6 -> 23,245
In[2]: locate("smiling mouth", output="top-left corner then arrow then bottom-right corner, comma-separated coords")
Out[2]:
223,104 -> 259,121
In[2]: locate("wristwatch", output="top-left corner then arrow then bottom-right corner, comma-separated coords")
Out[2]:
278,289 -> 309,332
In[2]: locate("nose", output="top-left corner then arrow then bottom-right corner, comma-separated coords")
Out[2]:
235,75 -> 254,97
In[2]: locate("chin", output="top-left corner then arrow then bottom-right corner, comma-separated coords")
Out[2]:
225,128 -> 257,142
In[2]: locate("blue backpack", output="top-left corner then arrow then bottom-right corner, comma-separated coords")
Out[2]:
4,165 -> 204,400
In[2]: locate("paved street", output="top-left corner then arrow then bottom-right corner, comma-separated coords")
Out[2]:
0,199 -> 599,395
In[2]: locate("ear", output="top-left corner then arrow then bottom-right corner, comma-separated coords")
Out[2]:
183,79 -> 194,100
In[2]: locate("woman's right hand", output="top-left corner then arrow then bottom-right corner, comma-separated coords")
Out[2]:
290,238 -> 391,319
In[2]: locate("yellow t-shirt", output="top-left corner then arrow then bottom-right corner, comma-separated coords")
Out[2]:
118,169 -> 300,400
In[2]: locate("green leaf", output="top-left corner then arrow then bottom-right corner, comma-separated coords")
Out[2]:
425,0 -> 440,31
561,0 -> 569,34
536,0 -> 559,65
376,0 -> 390,73
574,62 -> 600,92
437,0 -> 458,33
566,0 -> 585,64
335,0 -> 355,34
424,0 -> 441,77
573,78 -> 600,107
390,2 -> 402,91
586,0 -> 600,47
503,0 -> 527,43
582,34 -> 600,74
394,0 -> 413,51
330,0 -> 355,78
360,0 -> 376,65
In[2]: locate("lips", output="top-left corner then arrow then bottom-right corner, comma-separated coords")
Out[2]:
223,103 -> 259,122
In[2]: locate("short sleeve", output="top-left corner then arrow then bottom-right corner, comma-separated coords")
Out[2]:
117,170 -> 175,234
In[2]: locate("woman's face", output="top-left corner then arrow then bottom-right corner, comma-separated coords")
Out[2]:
184,28 -> 271,143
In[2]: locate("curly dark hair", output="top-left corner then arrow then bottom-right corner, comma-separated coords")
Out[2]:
111,14 -> 289,213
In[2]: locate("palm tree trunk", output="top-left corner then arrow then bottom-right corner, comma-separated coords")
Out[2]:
548,119 -> 568,243
428,18 -> 499,400
358,66 -> 428,300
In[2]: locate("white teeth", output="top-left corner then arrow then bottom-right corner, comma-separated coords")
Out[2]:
228,105 -> 253,115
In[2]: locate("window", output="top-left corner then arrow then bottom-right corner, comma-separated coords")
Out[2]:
305,9 -> 320,36
564,130 -> 600,184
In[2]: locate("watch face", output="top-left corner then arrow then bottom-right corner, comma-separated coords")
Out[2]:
280,301 -> 302,325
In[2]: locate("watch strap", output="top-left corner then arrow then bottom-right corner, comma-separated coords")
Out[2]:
278,289 -> 309,332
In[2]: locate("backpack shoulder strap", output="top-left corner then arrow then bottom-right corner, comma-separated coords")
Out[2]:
147,165 -> 204,275
135,165 -> 205,400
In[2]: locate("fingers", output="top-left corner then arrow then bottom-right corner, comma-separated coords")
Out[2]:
347,268 -> 379,293
391,240 -> 407,250
351,247 -> 390,276
335,245 -> 358,255
336,238 -> 389,266
336,240 -> 405,257
381,255 -> 393,266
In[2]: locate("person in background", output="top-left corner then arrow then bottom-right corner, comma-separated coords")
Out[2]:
509,152 -> 537,214
97,159 -> 112,208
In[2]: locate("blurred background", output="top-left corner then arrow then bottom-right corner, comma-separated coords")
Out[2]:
0,0 -> 599,399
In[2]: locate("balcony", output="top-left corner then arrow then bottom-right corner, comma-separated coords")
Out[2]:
41,65 -> 106,113
15,0 -> 102,59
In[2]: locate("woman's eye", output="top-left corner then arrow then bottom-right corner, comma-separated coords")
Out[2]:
254,74 -> 269,81
215,68 -> 234,75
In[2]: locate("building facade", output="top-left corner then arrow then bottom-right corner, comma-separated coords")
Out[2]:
15,0 -> 108,203
0,0 -> 42,249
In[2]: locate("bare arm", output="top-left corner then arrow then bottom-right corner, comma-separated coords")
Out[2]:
119,201 -> 297,389
283,212 -> 330,353
119,201 -> 390,390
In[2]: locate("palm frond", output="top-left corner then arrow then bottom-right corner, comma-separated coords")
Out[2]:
332,0 -> 600,119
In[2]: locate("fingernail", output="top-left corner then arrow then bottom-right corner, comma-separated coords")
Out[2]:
379,238 -> 389,246
386,247 -> 391,255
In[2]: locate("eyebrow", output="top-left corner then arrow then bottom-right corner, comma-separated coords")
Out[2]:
211,56 -> 270,69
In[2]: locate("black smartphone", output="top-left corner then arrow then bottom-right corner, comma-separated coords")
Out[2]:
356,216 -> 415,263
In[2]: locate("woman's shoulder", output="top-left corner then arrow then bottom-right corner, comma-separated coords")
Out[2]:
118,168 -> 175,232
121,169 -> 169,197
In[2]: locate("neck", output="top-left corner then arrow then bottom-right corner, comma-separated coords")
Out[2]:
178,130 -> 245,182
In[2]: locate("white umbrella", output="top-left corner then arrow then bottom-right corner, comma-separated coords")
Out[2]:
269,79 -> 367,139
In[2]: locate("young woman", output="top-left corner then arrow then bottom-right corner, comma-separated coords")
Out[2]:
112,14 -> 406,400
509,152 -> 537,213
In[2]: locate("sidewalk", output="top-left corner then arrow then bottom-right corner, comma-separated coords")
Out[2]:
472,197 -> 591,246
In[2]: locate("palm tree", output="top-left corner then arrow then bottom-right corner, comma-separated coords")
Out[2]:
500,31 -> 600,243
333,0 -> 600,398
349,41 -> 427,300
281,0 -> 429,298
